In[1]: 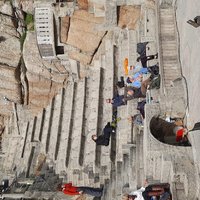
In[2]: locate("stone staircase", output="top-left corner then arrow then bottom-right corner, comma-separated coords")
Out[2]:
156,1 -> 182,90
0,32 -> 121,196
0,1 -> 196,200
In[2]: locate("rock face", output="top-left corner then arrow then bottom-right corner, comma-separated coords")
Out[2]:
77,0 -> 89,10
0,1 -> 22,116
60,16 -> 70,43
65,10 -> 106,65
18,0 -> 34,14
118,6 -> 141,30
23,32 -> 68,116
0,2 -> 21,68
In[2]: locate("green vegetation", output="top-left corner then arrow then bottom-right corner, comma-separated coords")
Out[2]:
25,13 -> 34,31
20,13 -> 34,50
20,31 -> 27,51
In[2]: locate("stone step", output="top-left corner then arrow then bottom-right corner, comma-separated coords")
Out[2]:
129,146 -> 137,189
152,153 -> 163,181
163,63 -> 179,69
116,113 -> 132,162
160,8 -> 174,15
94,2 -> 105,17
161,44 -> 177,52
172,182 -> 187,200
163,69 -> 181,77
160,14 -> 174,21
116,161 -> 123,197
0,66 -> 17,80
145,151 -> 161,182
0,79 -> 20,91
128,30 -> 138,67
161,35 -> 176,41
54,82 -> 74,174
47,89 -> 63,161
98,40 -> 114,171
68,79 -> 85,170
160,155 -> 173,183
122,154 -> 130,185
32,112 -> 43,142
160,27 -> 175,34
21,120 -> 37,171
145,8 -> 156,38
40,98 -> 55,154
160,22 -> 175,28
105,0 -> 117,27
101,179 -> 110,200
82,64 -> 101,170
136,133 -> 144,188
119,36 -> 129,77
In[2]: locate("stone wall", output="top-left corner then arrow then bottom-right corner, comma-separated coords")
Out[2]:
23,32 -> 68,116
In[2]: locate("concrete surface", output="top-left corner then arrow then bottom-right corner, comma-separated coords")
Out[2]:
175,0 -> 200,129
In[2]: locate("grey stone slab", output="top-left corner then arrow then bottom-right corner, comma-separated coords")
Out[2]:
55,82 -> 74,174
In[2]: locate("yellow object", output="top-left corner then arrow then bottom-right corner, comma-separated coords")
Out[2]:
124,58 -> 129,75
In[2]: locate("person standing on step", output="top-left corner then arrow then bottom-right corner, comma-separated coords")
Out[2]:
91,119 -> 120,146
58,182 -> 103,197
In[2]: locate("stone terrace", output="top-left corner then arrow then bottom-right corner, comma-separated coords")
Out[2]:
0,0 -> 199,200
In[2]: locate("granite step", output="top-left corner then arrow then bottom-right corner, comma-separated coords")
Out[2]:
116,113 -> 132,162
20,119 -> 37,172
98,40 -> 114,174
40,98 -> 55,154
54,82 -> 74,174
128,30 -> 138,67
46,89 -> 63,161
160,155 -> 173,183
82,64 -> 101,172
68,79 -> 85,170
136,132 -> 144,188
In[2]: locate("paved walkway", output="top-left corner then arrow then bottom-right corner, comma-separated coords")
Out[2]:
176,0 -> 200,129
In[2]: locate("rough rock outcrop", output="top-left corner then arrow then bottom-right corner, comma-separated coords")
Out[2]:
0,2 -> 21,68
21,0 -> 34,14
23,32 -> 68,116
60,16 -> 70,43
0,1 -> 22,116
77,0 -> 89,10
118,6 -> 141,30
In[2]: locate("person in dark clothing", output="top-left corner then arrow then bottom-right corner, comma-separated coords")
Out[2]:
124,77 -> 151,101
92,122 -> 115,146
106,94 -> 126,107
137,100 -> 147,118
136,53 -> 158,68
117,76 -> 125,88
124,87 -> 146,101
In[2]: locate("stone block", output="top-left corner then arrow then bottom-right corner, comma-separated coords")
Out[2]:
60,16 -> 70,43
66,10 -> 106,65
77,0 -> 89,10
118,6 -> 141,30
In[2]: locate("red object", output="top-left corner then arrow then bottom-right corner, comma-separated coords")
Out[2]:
62,183 -> 80,195
176,128 -> 184,142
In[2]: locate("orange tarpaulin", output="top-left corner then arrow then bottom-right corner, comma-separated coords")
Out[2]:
124,58 -> 129,76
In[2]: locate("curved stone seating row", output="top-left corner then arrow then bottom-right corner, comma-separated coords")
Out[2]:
144,103 -> 197,199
